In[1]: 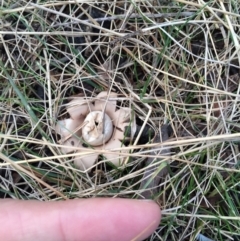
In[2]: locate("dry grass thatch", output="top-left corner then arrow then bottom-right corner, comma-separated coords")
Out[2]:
0,0 -> 240,240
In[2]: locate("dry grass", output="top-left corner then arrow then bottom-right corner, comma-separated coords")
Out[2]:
0,0 -> 240,240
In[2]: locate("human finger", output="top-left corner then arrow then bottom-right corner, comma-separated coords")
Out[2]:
0,198 -> 161,241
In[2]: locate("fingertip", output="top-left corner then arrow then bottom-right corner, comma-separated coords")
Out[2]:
127,199 -> 161,240
93,198 -> 161,241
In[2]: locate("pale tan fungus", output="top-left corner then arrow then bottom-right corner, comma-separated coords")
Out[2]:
82,111 -> 113,146
55,92 -> 134,171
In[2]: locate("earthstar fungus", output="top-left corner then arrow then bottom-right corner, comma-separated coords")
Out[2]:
55,92 -> 135,171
